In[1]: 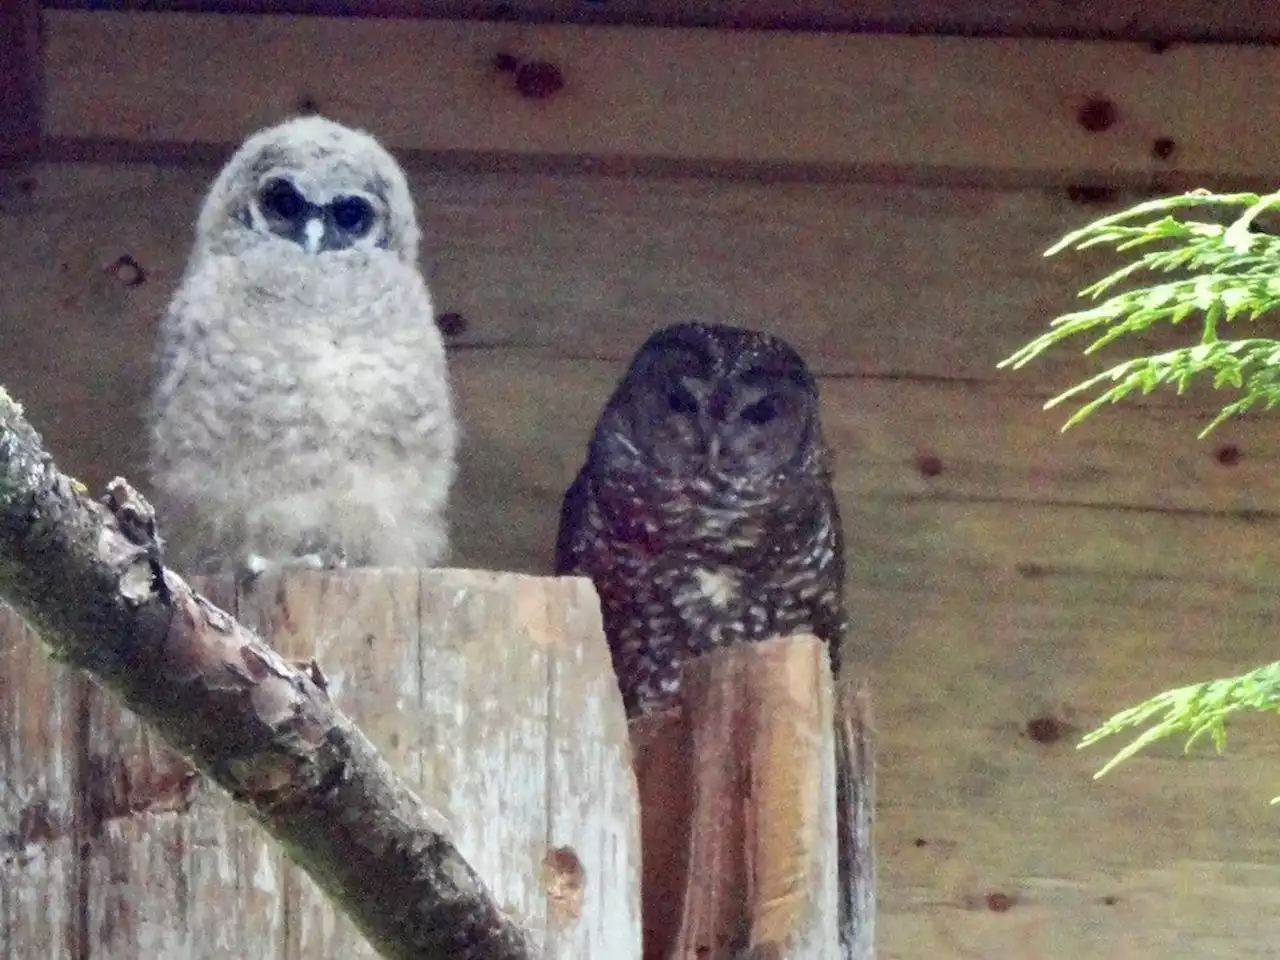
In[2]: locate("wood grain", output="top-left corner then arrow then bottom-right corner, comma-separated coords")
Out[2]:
630,707 -> 692,960
74,571 -> 283,960
0,604 -> 77,960
835,679 -> 875,960
238,568 -> 643,959
37,0 -> 1280,43
40,10 -> 1280,186
542,575 -> 644,957
235,570 -> 424,959
739,637 -> 839,958
633,636 -> 840,960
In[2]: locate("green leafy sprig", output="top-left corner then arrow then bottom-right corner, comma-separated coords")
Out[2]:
1002,188 -> 1280,782
999,190 -> 1280,436
1081,661 -> 1280,799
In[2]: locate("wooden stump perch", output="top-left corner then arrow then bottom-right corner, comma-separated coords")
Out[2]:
0,388 -> 641,959
632,635 -> 875,960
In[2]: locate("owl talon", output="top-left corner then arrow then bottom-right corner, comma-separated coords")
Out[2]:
234,552 -> 274,591
233,549 -> 346,589
290,551 -> 347,571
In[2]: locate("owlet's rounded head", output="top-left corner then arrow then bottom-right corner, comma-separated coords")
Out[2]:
594,320 -> 827,482
193,115 -> 420,263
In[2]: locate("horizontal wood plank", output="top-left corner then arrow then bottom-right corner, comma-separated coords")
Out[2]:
37,0 -> 1280,44
39,10 -> 1280,186
450,354 -> 1280,519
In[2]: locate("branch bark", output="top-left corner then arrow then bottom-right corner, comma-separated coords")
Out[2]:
0,387 -> 536,960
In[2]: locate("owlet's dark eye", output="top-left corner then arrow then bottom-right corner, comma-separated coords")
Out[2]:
330,196 -> 375,237
740,396 -> 781,425
667,386 -> 699,415
259,178 -> 306,222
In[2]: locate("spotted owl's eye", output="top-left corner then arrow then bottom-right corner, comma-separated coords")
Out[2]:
258,178 -> 306,222
330,196 -> 376,237
740,396 -> 781,425
667,386 -> 699,415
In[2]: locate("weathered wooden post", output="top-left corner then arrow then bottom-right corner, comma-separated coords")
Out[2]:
631,635 -> 875,960
0,569 -> 643,958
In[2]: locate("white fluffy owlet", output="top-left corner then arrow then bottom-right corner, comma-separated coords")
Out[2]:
147,115 -> 457,578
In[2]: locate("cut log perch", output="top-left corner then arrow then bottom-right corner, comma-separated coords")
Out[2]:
0,387 -> 537,960
632,634 -> 868,960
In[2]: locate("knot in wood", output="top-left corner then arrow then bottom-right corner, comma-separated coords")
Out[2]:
541,845 -> 586,922
515,60 -> 565,100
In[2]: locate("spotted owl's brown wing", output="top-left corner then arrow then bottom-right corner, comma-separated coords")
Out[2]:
810,488 -> 850,673
554,469 -> 590,575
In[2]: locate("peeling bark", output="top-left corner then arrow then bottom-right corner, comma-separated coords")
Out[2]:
0,388 -> 536,960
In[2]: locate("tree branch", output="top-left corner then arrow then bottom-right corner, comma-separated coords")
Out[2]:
0,387 -> 536,960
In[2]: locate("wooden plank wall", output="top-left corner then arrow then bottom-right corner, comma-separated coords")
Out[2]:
5,6 -> 1280,959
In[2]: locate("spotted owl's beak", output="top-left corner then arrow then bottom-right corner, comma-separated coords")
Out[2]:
706,432 -> 721,466
302,216 -> 325,255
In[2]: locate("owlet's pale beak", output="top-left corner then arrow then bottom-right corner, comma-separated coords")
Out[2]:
303,216 -> 325,254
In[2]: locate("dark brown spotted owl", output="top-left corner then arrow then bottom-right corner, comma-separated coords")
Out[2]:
554,320 -> 847,717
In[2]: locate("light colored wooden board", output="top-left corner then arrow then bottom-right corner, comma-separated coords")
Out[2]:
864,577 -> 1280,959
38,0 -> 1280,43
0,604 -> 77,960
447,355 -> 1280,558
543,576 -> 643,957
881,860 -> 1280,959
449,362 -> 1280,596
2,160 -> 1133,386
40,10 -> 1280,186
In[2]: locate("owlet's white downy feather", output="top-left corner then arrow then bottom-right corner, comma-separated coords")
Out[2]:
148,116 -> 457,578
